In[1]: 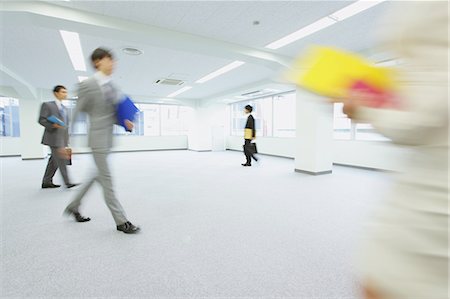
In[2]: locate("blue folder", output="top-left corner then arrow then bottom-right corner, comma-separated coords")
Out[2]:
47,115 -> 65,127
116,95 -> 139,132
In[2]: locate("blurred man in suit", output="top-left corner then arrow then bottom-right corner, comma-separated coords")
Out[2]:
242,104 -> 257,166
38,85 -> 78,189
64,48 -> 140,234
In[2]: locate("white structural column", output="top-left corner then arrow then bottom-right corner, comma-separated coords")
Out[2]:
19,99 -> 46,159
188,106 -> 212,151
188,103 -> 227,152
294,88 -> 333,175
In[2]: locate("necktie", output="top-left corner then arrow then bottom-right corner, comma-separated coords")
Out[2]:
59,104 -> 67,124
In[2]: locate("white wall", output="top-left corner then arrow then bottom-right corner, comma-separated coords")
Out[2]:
1,134 -> 188,156
18,99 -> 46,159
227,136 -> 296,158
188,102 -> 228,151
70,135 -> 188,153
227,135 -> 407,171
0,138 -> 21,156
333,140 -> 408,171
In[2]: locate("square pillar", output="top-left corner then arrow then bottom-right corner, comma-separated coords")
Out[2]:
294,88 -> 333,175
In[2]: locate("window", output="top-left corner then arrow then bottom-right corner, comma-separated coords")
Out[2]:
231,101 -> 249,137
135,103 -> 160,136
333,103 -> 390,141
0,97 -> 20,137
333,103 -> 352,140
273,93 -> 296,137
256,97 -> 273,137
230,91 -> 296,138
161,105 -> 193,135
65,100 -> 192,137
231,97 -> 273,137
62,99 -> 87,135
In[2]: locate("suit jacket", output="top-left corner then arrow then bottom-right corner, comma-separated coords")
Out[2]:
38,101 -> 69,148
74,77 -> 122,150
244,114 -> 255,139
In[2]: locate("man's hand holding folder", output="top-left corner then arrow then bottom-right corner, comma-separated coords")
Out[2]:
47,115 -> 65,128
124,119 -> 134,131
116,95 -> 139,132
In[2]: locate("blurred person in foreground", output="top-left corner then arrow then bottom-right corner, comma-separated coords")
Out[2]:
340,2 -> 448,299
64,48 -> 140,234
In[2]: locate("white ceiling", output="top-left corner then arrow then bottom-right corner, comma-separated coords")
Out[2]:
53,1 -> 354,48
0,0 -> 391,104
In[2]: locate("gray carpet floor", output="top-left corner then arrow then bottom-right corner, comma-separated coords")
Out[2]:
0,150 -> 391,298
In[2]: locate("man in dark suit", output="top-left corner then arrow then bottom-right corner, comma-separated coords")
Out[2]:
38,85 -> 78,189
64,48 -> 140,234
242,104 -> 257,167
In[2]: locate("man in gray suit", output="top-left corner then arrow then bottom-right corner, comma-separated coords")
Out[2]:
39,85 -> 78,189
64,48 -> 140,234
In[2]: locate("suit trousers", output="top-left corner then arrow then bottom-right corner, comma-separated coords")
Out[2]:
66,148 -> 128,225
43,146 -> 70,185
243,139 -> 253,165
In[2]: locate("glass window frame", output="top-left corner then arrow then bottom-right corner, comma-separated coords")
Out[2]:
229,90 -> 296,138
0,97 -> 21,137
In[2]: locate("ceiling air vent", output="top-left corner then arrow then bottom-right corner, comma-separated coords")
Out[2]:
154,78 -> 185,86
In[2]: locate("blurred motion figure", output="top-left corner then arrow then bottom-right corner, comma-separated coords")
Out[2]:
64,48 -> 140,234
340,2 -> 448,298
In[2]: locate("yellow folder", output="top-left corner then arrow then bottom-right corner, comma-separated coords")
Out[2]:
286,46 -> 396,100
244,128 -> 253,139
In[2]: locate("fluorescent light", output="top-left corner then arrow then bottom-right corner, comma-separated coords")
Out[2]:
265,17 -> 336,50
59,30 -> 86,71
263,88 -> 281,93
265,0 -> 386,50
375,59 -> 398,67
329,0 -> 387,21
167,86 -> 192,98
78,76 -> 89,82
195,61 -> 245,84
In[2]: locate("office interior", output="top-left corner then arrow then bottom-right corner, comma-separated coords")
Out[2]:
1,1 -> 413,298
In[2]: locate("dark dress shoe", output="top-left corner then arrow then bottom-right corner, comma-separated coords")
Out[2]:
66,183 -> 80,189
42,183 -> 61,189
241,163 -> 251,167
117,221 -> 140,234
64,208 -> 91,222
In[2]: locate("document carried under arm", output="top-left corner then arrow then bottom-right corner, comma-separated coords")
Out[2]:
116,95 -> 139,132
47,115 -> 65,127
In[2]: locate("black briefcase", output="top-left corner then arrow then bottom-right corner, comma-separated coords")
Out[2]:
248,143 -> 258,154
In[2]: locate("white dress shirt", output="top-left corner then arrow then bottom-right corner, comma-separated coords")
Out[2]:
94,71 -> 112,87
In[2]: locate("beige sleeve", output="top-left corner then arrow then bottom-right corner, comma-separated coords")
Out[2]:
353,2 -> 448,146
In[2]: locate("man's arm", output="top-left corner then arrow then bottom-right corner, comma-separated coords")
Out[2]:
38,102 -> 58,130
